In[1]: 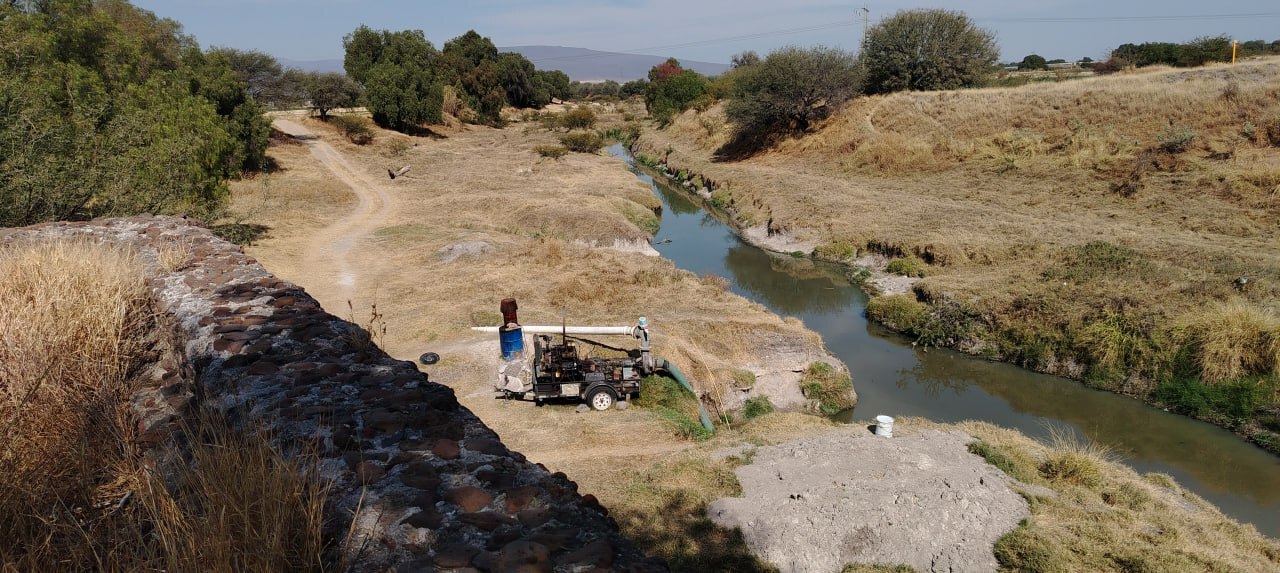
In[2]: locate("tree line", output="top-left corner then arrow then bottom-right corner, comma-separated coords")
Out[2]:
342,27 -> 570,131
0,0 -> 270,227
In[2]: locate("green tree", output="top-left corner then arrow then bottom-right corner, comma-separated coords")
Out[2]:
304,71 -> 362,119
496,51 -> 548,108
343,27 -> 443,131
535,69 -> 571,101
1017,54 -> 1048,70
0,0 -> 266,227
207,47 -> 281,99
861,9 -> 998,94
725,46 -> 861,137
643,59 -> 708,124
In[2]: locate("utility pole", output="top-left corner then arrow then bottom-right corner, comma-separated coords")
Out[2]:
861,6 -> 870,49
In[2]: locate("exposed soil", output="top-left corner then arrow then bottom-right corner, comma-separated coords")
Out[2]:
709,429 -> 1029,573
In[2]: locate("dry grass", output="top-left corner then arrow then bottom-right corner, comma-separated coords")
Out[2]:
0,240 -> 331,571
1179,301 -> 1280,383
638,57 -> 1280,444
883,418 -> 1280,572
0,239 -> 151,569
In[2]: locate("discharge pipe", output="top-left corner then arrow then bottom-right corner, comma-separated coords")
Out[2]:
656,359 -> 715,432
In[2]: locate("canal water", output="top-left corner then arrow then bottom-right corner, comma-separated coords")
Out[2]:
608,144 -> 1280,537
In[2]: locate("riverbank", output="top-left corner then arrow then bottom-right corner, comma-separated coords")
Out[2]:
225,105 -> 1279,569
634,59 -> 1280,454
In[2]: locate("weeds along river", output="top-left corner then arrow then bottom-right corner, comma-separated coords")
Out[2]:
607,144 -> 1280,538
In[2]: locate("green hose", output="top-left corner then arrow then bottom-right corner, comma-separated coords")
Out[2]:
657,359 -> 715,431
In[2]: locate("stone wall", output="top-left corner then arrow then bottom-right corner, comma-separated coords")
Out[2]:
1,217 -> 666,572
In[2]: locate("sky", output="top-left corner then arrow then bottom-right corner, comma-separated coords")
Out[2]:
132,1 -> 1280,65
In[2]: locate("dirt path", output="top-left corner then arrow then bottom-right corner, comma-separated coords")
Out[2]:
271,118 -> 396,304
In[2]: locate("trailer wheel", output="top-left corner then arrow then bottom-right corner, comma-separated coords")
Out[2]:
586,387 -> 617,411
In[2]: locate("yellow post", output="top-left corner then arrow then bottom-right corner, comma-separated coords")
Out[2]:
1233,40 -> 1238,64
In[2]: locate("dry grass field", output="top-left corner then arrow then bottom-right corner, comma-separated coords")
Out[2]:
637,58 -> 1280,451
0,240 -> 328,572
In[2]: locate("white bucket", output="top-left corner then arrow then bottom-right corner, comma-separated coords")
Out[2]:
875,415 -> 895,438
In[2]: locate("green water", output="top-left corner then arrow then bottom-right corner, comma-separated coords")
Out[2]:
609,144 -> 1280,537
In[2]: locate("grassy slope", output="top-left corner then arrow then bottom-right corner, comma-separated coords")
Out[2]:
636,58 -> 1280,452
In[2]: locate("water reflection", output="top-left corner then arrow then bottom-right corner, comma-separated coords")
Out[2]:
608,144 -> 1280,536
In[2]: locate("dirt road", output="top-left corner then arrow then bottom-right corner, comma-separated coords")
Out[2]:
271,118 -> 396,304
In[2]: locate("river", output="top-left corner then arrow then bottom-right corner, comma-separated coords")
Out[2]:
607,144 -> 1280,538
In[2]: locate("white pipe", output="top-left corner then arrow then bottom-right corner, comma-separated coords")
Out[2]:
471,325 -> 637,335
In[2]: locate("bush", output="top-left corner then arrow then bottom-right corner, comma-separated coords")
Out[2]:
862,9 -> 998,93
559,106 -> 597,130
886,255 -> 927,278
741,396 -> 775,419
330,114 -> 374,144
799,362 -> 855,414
1179,302 -> 1279,383
865,295 -> 928,334
636,375 -> 711,441
533,144 -> 568,159
725,46 -> 862,141
1157,123 -> 1196,153
559,132 -> 604,153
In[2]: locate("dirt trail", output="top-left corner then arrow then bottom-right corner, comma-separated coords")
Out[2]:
271,118 -> 396,304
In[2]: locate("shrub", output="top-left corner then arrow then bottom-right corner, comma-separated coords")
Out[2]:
741,396 -> 775,419
1037,426 -> 1111,489
559,106 -> 597,130
1157,123 -> 1196,153
814,241 -> 859,262
1179,302 -> 1279,383
862,9 -> 999,93
994,524 -> 1064,571
967,440 -> 1038,483
533,144 -> 569,159
731,369 -> 757,389
559,132 -> 604,153
637,375 -> 711,441
865,295 -> 928,334
799,362 -> 855,414
1265,117 -> 1280,147
725,46 -> 861,141
886,255 -> 927,278
330,114 -> 374,145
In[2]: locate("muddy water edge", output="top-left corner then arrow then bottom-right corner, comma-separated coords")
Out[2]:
606,143 -> 1280,538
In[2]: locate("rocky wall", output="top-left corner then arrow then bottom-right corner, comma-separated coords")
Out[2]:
1,217 -> 666,573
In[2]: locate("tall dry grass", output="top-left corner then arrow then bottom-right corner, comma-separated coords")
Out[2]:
1180,301 -> 1280,383
0,239 -> 151,568
0,239 -> 332,572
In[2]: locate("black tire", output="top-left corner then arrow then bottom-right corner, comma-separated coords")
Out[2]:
586,386 -> 617,412
419,352 -> 440,365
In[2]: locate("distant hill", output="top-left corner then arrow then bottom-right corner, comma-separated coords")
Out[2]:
277,47 -> 731,82
502,46 -> 730,82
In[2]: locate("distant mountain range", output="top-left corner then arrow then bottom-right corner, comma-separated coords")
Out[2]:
503,46 -> 730,82
277,46 -> 730,82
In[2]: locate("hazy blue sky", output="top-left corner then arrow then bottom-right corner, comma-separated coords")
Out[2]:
132,1 -> 1279,65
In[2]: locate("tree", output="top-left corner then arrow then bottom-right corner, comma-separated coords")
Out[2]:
861,9 -> 998,94
207,47 -> 281,99
535,69 -> 571,101
731,50 -> 760,68
725,46 -> 861,138
0,0 -> 263,227
496,51 -> 547,108
1017,54 -> 1047,70
343,27 -> 443,131
304,72 -> 361,119
620,79 -> 647,98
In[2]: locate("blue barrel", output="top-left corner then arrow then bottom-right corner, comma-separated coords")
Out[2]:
499,326 -> 524,360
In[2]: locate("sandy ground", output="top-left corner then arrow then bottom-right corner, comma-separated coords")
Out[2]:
709,429 -> 1029,573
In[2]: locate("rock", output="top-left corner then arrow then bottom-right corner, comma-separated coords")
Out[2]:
556,539 -> 615,569
575,404 -> 591,414
503,486 -> 539,513
445,486 -> 494,512
431,439 -> 461,460
494,540 -> 551,573
355,461 -> 385,485
404,508 -> 443,530
615,400 -> 629,411
433,543 -> 478,568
